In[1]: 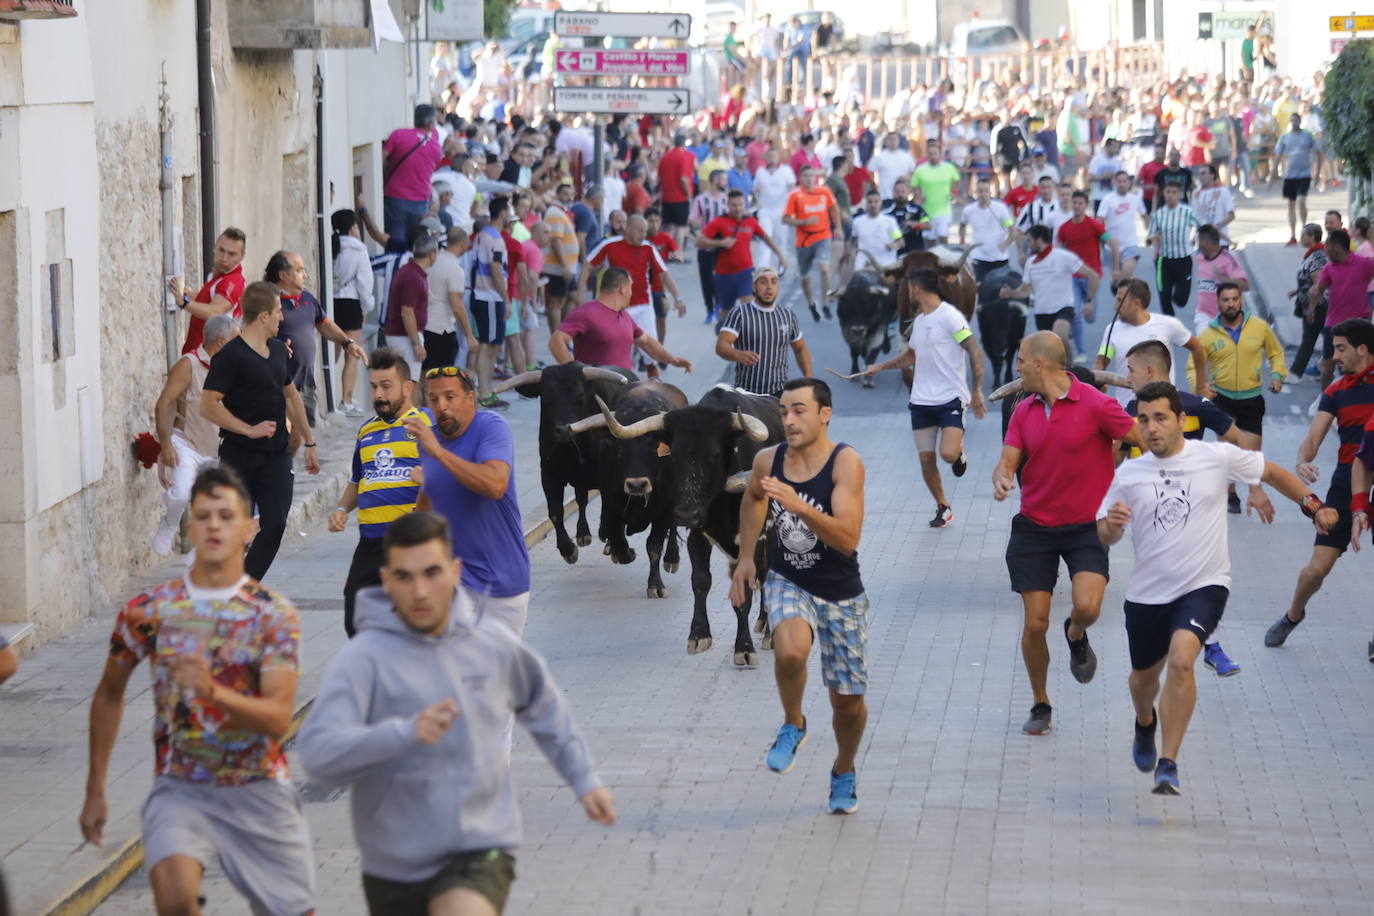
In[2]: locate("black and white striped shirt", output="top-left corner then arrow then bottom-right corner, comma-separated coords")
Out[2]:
719,301 -> 802,396
1148,203 -> 1200,259
1014,198 -> 1063,234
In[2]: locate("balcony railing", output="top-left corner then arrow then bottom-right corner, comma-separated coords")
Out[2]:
0,0 -> 77,20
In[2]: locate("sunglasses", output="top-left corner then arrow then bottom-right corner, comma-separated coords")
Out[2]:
424,366 -> 475,388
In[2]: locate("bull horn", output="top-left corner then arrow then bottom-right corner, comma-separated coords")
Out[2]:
566,413 -> 608,434
988,378 -> 1024,402
581,366 -> 629,384
1091,370 -> 1132,390
493,369 -> 543,394
731,410 -> 771,442
595,395 -> 665,439
723,471 -> 752,493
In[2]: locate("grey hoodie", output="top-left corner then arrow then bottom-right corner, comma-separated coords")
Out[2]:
296,586 -> 602,883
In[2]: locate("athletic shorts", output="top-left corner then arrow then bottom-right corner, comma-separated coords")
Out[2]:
504,300 -> 522,337
1123,584 -> 1229,670
924,213 -> 952,241
1118,245 -> 1144,264
1322,326 -> 1336,361
422,330 -> 458,373
383,335 -> 422,381
469,296 -> 507,344
1034,307 -> 1075,330
908,398 -> 964,432
1282,177 -> 1312,200
1316,464 -> 1354,552
520,300 -> 541,331
662,200 -> 690,227
1005,514 -> 1111,594
652,290 -> 668,318
142,775 -> 316,915
764,571 -> 869,695
334,297 -> 363,332
362,849 -> 517,916
1212,392 -> 1265,437
542,273 -> 568,298
715,268 -> 754,314
795,238 -> 832,278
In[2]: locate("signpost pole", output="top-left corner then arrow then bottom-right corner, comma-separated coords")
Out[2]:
593,117 -> 604,235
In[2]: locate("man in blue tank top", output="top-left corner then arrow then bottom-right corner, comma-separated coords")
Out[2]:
731,378 -> 869,815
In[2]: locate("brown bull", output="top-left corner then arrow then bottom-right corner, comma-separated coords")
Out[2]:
885,248 -> 978,386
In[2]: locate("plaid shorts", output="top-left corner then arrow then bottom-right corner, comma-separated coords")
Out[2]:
764,572 -> 870,695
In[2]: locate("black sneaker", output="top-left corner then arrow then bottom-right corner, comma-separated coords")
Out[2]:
1227,491 -> 1241,514
822,304 -> 833,320
1064,617 -> 1097,683
1264,612 -> 1302,647
929,504 -> 953,528
808,302 -> 821,321
1368,638 -> 1373,663
1133,709 -> 1158,772
1152,757 -> 1181,795
1022,702 -> 1053,735
952,452 -> 968,477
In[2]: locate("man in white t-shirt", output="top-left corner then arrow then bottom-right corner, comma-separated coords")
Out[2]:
850,189 -> 903,271
869,131 -> 917,199
424,228 -> 476,373
752,147 -> 797,270
1087,138 -> 1124,209
959,176 -> 1014,282
1095,171 -> 1149,281
1097,380 -> 1338,796
1191,163 -> 1236,245
1001,224 -> 1098,359
866,267 -> 987,529
1093,277 -> 1208,405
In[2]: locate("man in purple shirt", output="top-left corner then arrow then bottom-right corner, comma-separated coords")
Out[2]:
1310,229 -> 1374,387
549,267 -> 693,372
382,105 -> 444,241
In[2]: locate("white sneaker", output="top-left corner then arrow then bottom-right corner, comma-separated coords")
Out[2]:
152,525 -> 176,556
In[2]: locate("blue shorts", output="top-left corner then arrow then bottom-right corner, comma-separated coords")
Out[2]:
469,296 -> 507,344
1123,584 -> 1229,670
908,398 -> 965,431
715,268 -> 754,315
764,571 -> 870,695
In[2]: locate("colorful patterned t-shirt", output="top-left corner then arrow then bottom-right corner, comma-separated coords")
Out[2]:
109,576 -> 301,786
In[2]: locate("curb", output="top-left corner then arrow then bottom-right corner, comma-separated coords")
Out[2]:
38,493 -> 594,916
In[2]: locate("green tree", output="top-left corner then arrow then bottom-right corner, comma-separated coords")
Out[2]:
1325,39 -> 1374,218
483,0 -> 518,38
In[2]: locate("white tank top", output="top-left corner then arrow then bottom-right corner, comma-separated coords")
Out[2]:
177,350 -> 220,457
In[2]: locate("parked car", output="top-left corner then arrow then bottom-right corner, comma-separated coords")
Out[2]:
789,11 -> 858,54
943,19 -> 1028,57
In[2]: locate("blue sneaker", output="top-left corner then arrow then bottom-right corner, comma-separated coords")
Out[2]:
829,770 -> 859,814
1133,709 -> 1158,772
1203,642 -> 1241,677
764,720 -> 807,773
1153,758 -> 1181,796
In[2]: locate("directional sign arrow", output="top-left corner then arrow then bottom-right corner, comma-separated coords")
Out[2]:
553,11 -> 693,40
669,93 -> 684,110
670,17 -> 685,35
553,86 -> 692,115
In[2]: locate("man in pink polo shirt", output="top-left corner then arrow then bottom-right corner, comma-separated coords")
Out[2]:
549,267 -> 692,372
382,104 -> 445,242
1310,228 -> 1374,387
994,331 -> 1138,736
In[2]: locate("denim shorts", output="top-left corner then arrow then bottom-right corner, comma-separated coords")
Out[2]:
765,572 -> 870,695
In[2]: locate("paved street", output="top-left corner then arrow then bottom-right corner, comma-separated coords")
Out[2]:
5,187 -> 1373,915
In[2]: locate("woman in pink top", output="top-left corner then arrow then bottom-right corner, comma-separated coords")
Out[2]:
1354,217 -> 1374,305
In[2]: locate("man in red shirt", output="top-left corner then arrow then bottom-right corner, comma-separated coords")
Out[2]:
1138,143 -> 1167,212
173,228 -> 248,354
994,332 -> 1138,736
842,150 -> 874,208
1003,163 -> 1039,215
500,223 -> 528,382
646,207 -> 685,344
550,266 -> 692,373
657,134 -> 697,251
622,164 -> 652,216
583,215 -> 685,375
697,189 -> 788,323
1056,190 -> 1118,353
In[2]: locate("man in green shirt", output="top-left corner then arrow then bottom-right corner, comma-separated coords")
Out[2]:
724,21 -> 747,72
1240,25 -> 1255,83
911,140 -> 962,244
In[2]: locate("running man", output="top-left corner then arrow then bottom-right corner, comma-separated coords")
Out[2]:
910,140 -> 962,244
959,176 -> 1015,284
850,189 -> 903,271
1000,224 -> 1099,360
584,214 -> 685,375
698,189 -> 788,324
716,268 -> 813,397
297,511 -> 615,916
1266,318 -> 1374,651
731,378 -> 868,814
1272,113 -> 1322,245
753,147 -> 798,270
1098,381 -> 1337,794
80,466 -> 316,915
866,267 -> 987,528
1095,172 -> 1149,281
1094,278 -> 1209,406
993,332 -> 1139,735
783,164 -> 841,321
1146,182 -> 1200,318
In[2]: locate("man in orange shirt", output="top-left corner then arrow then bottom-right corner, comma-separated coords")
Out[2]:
783,165 -> 841,321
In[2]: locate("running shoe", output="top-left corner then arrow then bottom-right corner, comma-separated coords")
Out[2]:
1286,237 -> 1299,247
1133,709 -> 1158,772
808,302 -> 822,322
764,719 -> 807,774
478,395 -> 510,411
1064,617 -> 1098,684
1203,642 -> 1241,677
1152,758 -> 1181,795
1368,638 -> 1374,663
822,304 -> 833,320
829,770 -> 859,814
1227,491 -> 1241,514
703,309 -> 717,324
1264,612 -> 1302,647
152,524 -> 177,557
492,366 -> 511,381
1022,702 -> 1053,735
952,452 -> 968,477
929,504 -> 953,528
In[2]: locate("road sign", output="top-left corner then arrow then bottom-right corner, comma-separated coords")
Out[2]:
553,11 -> 691,40
1332,37 -> 1351,54
1330,14 -> 1374,31
422,0 -> 482,41
555,49 -> 690,76
554,86 -> 690,116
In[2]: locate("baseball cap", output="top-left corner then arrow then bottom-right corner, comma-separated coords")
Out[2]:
1030,146 -> 1046,156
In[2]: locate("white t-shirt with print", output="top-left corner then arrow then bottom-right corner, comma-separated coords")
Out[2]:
907,301 -> 974,406
1095,191 -> 1147,249
1096,312 -> 1192,403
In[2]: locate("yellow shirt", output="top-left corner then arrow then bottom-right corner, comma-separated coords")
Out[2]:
1199,312 -> 1286,398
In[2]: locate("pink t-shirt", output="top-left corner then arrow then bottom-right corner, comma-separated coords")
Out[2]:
557,300 -> 643,369
382,128 -> 444,202
1004,374 -> 1135,527
1193,249 -> 1249,319
521,240 -> 545,277
1358,240 -> 1374,293
1319,254 -> 1374,326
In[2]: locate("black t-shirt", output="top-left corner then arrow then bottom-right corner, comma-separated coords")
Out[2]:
1154,166 -> 1194,203
204,336 -> 290,454
882,199 -> 928,254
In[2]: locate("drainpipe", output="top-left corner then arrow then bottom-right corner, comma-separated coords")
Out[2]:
196,0 -> 218,273
315,61 -> 335,414
159,64 -> 179,368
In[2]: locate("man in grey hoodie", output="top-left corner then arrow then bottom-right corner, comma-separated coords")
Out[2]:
297,511 -> 615,915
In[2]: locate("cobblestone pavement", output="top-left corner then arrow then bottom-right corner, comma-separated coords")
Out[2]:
10,188 -> 1374,915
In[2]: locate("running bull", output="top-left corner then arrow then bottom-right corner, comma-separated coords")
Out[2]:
836,270 -> 898,388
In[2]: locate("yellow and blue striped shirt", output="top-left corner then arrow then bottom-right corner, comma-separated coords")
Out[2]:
351,407 -> 432,539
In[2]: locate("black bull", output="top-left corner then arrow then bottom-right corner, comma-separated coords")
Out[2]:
836,270 -> 898,387
599,385 -> 785,666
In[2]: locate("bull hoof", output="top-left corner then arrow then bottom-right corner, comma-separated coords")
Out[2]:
612,549 -> 636,565
646,585 -> 668,599
576,534 -> 592,547
761,634 -> 773,650
560,546 -> 579,565
733,650 -> 760,667
862,375 -> 875,389
663,560 -> 679,574
603,544 -> 612,556
687,637 -> 713,654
